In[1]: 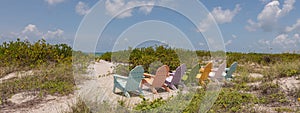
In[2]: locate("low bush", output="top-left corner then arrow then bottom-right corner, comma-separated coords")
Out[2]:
0,63 -> 74,105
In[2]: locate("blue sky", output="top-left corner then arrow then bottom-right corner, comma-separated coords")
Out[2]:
1,0 -> 300,53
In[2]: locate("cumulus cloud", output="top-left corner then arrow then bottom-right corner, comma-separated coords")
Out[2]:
5,24 -> 64,40
45,0 -> 65,5
225,40 -> 232,46
21,24 -> 41,36
258,39 -> 271,46
259,33 -> 300,49
260,0 -> 271,4
272,33 -> 299,48
76,1 -> 91,16
44,29 -> 64,38
232,34 -> 237,39
105,0 -> 156,19
285,19 -> 300,33
139,1 -> 155,15
198,42 -> 205,46
246,0 -> 295,32
198,4 -> 241,32
212,5 -> 241,24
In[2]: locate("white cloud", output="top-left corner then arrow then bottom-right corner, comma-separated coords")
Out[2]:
5,24 -> 64,40
211,5 -> 241,24
246,0 -> 295,32
285,19 -> 300,33
232,34 -> 237,39
260,0 -> 271,4
139,1 -> 155,15
21,24 -> 41,35
225,40 -> 232,46
258,39 -> 271,46
245,19 -> 260,32
294,33 -> 300,39
198,4 -> 241,32
105,0 -> 157,19
272,33 -> 298,48
76,1 -> 91,16
45,0 -> 65,5
198,42 -> 205,46
259,33 -> 300,49
19,24 -> 43,39
45,29 -> 64,39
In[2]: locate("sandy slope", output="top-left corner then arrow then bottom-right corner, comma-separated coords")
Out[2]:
1,60 -> 178,113
2,60 -> 298,112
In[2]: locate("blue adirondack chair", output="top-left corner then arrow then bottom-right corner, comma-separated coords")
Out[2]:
113,66 -> 144,97
223,62 -> 238,80
165,64 -> 187,90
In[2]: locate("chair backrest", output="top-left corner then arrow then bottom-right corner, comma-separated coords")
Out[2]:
152,65 -> 169,88
125,66 -> 144,91
225,62 -> 237,79
171,64 -> 186,84
214,62 -> 226,81
186,64 -> 201,83
181,64 -> 187,76
200,62 -> 213,81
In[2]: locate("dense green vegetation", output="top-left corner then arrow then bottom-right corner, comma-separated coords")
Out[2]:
0,39 -> 72,78
99,46 -> 300,70
0,39 -> 75,106
99,46 -> 181,71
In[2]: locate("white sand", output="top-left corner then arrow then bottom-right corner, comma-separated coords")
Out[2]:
0,70 -> 34,84
93,60 -> 115,77
249,73 -> 264,78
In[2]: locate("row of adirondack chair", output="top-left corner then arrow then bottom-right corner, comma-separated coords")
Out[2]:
196,62 -> 238,85
113,62 -> 237,97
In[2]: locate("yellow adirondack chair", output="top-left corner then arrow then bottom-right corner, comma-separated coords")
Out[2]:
196,62 -> 213,85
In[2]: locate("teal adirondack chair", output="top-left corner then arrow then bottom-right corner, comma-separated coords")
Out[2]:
223,62 -> 237,80
113,66 -> 144,97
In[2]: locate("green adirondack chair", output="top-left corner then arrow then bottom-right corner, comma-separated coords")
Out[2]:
113,65 -> 144,97
224,62 -> 238,80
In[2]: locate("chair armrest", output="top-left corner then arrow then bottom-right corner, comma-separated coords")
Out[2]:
144,73 -> 155,78
200,68 -> 205,73
169,72 -> 175,76
211,68 -> 218,72
113,74 -> 128,80
225,68 -> 230,71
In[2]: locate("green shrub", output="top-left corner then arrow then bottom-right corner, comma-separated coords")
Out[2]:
274,107 -> 294,112
66,98 -> 91,113
0,39 -> 71,68
208,88 -> 259,112
259,82 -> 289,104
0,63 -> 74,105
134,97 -> 167,111
0,39 -> 72,79
260,82 -> 280,95
183,88 -> 206,112
98,52 -> 112,62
